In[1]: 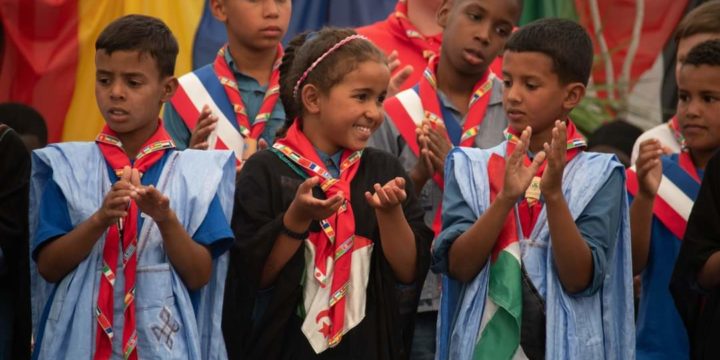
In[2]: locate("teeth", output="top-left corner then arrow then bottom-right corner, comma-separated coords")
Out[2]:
354,125 -> 371,134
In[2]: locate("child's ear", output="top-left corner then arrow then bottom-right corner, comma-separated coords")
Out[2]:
436,0 -> 452,28
209,0 -> 227,22
161,77 -> 179,103
562,82 -> 585,111
301,84 -> 321,115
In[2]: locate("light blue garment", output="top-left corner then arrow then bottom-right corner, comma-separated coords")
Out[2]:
29,143 -> 235,360
433,144 -> 635,360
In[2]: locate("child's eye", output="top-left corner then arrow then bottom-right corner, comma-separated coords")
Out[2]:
495,26 -> 511,38
678,93 -> 689,103
503,80 -> 512,88
97,77 -> 110,86
127,79 -> 142,88
703,95 -> 718,103
526,82 -> 538,90
377,94 -> 386,104
354,93 -> 368,101
467,12 -> 482,21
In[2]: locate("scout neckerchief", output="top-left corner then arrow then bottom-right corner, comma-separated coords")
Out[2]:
93,121 -> 175,360
473,120 -> 585,358
389,0 -> 441,60
213,43 -> 283,151
420,55 -> 494,234
505,120 -> 586,238
273,121 -> 363,348
668,115 -> 686,150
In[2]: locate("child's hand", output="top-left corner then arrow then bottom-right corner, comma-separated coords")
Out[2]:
95,166 -> 134,227
189,105 -> 218,150
500,126 -> 546,201
635,138 -> 663,198
286,177 -> 345,226
421,120 -> 452,176
540,120 -> 567,198
365,177 -> 407,211
410,127 -> 438,182
386,50 -> 413,98
129,168 -> 173,223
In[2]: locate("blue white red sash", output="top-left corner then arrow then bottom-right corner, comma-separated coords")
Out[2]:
627,152 -> 701,240
171,65 -> 246,162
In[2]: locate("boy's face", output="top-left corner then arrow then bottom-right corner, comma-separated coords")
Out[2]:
437,0 -> 519,76
676,33 -> 720,80
212,0 -> 291,52
677,64 -> 720,153
95,50 -> 176,136
502,51 -> 584,134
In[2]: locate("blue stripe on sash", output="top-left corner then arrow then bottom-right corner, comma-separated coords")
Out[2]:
661,154 -> 700,200
192,65 -> 240,132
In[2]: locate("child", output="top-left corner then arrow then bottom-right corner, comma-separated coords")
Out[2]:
630,1 -> 720,165
368,0 -> 520,354
0,102 -> 48,150
223,27 -> 433,359
164,0 -> 291,161
357,0 -> 443,92
29,15 -> 235,359
667,40 -> 720,358
433,18 -> 634,359
0,124 -> 31,359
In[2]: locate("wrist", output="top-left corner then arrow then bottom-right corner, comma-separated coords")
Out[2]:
409,167 -> 429,187
154,209 -> 176,225
637,189 -> 657,200
543,190 -> 564,204
283,205 -> 311,234
91,211 -> 113,229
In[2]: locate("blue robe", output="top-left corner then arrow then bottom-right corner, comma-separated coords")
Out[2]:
434,144 -> 635,359
29,143 -> 234,359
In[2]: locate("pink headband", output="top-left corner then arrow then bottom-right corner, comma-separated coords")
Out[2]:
292,34 -> 369,98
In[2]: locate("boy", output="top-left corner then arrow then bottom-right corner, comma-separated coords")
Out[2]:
29,15 -> 235,359
433,18 -> 634,359
667,40 -> 720,358
631,39 -> 720,360
164,0 -> 290,161
357,0 -> 443,92
630,1 -> 720,165
368,0 -> 519,356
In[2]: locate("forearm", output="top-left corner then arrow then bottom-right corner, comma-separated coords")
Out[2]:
698,251 -> 720,289
37,212 -> 108,282
259,210 -> 308,288
630,194 -> 654,275
448,194 -> 515,282
157,210 -> 212,290
376,206 -> 416,283
545,193 -> 593,293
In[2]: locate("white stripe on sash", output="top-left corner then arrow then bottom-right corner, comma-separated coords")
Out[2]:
657,174 -> 694,221
177,72 -> 245,161
394,89 -> 424,125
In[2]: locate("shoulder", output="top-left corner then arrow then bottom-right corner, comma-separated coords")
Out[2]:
357,19 -> 391,39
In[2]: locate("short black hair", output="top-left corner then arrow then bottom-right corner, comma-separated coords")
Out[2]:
505,18 -> 593,86
95,14 -> 178,78
0,102 -> 48,146
683,39 -> 720,68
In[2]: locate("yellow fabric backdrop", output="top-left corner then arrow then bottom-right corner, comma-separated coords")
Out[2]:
62,0 -> 204,141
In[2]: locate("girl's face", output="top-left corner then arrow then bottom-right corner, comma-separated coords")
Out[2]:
304,60 -> 390,154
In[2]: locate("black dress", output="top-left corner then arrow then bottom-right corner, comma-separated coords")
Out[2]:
671,152 -> 720,359
222,147 -> 433,360
0,125 -> 31,359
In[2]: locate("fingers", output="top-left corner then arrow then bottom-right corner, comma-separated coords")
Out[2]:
509,127 -> 531,165
191,141 -> 209,150
636,139 -> 663,167
120,166 -> 132,183
190,107 -> 218,148
130,168 -> 141,187
298,176 -> 321,194
528,150 -> 547,174
387,50 -> 400,72
390,65 -> 413,88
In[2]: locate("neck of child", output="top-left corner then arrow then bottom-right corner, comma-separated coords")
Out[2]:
436,57 -> 487,115
302,117 -> 341,155
118,121 -> 159,160
406,0 -> 442,36
227,42 -> 279,87
690,147 -> 717,171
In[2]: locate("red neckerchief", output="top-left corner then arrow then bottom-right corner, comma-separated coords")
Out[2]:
213,44 -> 283,139
505,121 -> 587,238
668,115 -> 686,150
389,0 -> 441,60
273,121 -> 363,347
93,121 -> 175,360
421,55 -> 494,235
679,150 -> 701,183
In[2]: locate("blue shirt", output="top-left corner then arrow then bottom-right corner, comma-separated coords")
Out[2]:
33,150 -> 233,261
163,48 -> 286,148
314,148 -> 343,178
433,153 -> 624,297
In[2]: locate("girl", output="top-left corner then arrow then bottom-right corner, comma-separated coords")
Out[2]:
223,28 -> 433,359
